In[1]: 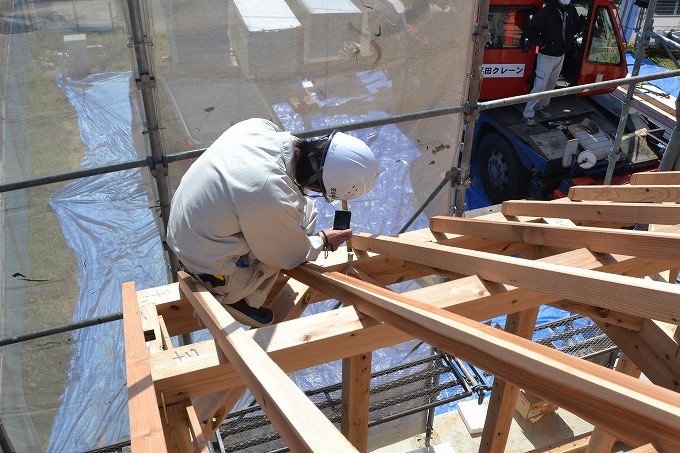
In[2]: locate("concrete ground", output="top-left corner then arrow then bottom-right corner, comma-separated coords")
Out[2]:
370,400 -> 632,453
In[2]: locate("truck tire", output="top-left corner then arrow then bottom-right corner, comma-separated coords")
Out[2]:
477,132 -> 530,204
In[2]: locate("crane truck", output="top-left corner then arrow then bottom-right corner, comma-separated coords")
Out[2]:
476,0 -> 670,203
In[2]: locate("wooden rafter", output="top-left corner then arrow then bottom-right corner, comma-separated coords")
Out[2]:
177,272 -> 358,452
125,171 -> 680,452
288,264 -> 680,451
630,171 -> 680,185
502,200 -> 680,224
430,216 -> 680,261
568,185 -> 680,203
351,234 -> 680,324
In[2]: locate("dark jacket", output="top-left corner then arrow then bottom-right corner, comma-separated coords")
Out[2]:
525,2 -> 580,57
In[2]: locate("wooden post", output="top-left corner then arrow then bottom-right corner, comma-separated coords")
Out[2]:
341,352 -> 372,452
479,307 -> 539,453
585,355 -> 641,453
122,281 -> 167,452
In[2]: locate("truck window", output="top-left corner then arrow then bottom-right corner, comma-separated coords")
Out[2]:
585,7 -> 622,65
487,8 -> 531,49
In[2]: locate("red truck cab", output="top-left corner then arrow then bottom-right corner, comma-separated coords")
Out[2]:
480,0 -> 628,100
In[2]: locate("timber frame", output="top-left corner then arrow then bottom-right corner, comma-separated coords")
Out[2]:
123,170 -> 680,453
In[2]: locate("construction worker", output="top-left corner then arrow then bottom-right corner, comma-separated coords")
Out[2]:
522,0 -> 580,126
166,118 -> 378,327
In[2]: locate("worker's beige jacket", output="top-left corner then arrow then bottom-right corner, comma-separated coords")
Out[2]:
166,118 -> 324,307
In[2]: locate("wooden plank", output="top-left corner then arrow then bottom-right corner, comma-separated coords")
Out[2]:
152,252 -> 675,404
158,315 -> 173,352
596,319 -> 680,392
501,200 -> 680,225
430,216 -> 680,261
290,264 -> 680,451
268,278 -> 313,322
479,307 -> 539,453
568,185 -> 680,203
630,171 -> 680,186
341,352 -> 372,452
529,432 -> 591,453
351,234 -> 680,324
626,444 -> 660,453
185,400 -> 210,453
163,401 -> 195,452
178,272 -> 358,453
585,354 -> 640,453
193,386 -> 246,441
122,281 -> 167,452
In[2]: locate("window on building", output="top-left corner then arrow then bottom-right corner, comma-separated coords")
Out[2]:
656,0 -> 680,15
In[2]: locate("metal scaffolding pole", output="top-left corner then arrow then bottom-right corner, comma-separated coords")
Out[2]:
1,69 -> 679,197
455,0 -> 490,217
658,95 -> 680,171
125,0 -> 177,277
603,0 -> 658,184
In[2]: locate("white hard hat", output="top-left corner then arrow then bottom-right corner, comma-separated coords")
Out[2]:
321,131 -> 378,201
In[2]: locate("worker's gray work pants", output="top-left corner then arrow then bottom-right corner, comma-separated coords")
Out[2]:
197,198 -> 318,309
523,53 -> 565,119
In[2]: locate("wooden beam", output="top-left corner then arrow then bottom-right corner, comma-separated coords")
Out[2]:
268,278 -> 315,322
429,216 -> 680,262
178,272 -> 358,453
151,252 -> 675,404
292,264 -> 680,451
630,171 -> 680,186
479,307 -> 539,453
626,444 -> 660,453
192,386 -> 245,440
341,352 -> 372,452
351,234 -> 680,324
596,319 -> 680,392
528,432 -> 592,453
568,185 -> 680,203
501,200 -> 680,225
122,281 -> 167,452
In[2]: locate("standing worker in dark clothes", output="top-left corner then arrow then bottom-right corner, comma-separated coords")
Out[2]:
523,0 -> 581,126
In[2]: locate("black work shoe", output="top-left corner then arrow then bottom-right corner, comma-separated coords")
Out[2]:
224,299 -> 274,328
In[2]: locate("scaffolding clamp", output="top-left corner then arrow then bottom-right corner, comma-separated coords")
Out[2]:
147,155 -> 169,177
135,73 -> 156,90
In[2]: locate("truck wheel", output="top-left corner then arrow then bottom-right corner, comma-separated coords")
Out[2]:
477,133 -> 530,204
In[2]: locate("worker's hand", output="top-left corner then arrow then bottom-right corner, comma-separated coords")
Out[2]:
319,227 -> 352,252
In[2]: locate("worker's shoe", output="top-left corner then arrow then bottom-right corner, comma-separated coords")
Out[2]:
223,299 -> 274,328
535,107 -> 552,119
523,116 -> 536,126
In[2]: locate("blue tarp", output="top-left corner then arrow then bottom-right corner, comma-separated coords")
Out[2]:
627,50 -> 680,97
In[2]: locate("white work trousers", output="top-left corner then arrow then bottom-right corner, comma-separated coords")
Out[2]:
197,198 -> 318,309
523,53 -> 565,119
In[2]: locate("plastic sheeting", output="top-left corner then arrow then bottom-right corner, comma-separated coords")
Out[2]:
44,65 -> 467,449
626,50 -> 680,97
47,72 -> 167,453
